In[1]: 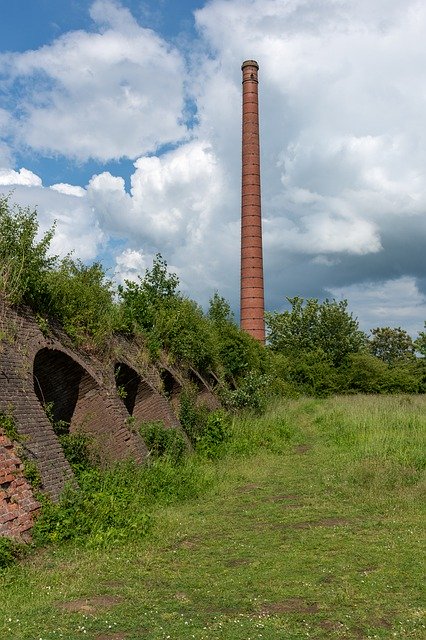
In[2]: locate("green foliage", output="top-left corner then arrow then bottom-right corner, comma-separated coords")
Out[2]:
178,391 -> 230,457
58,433 -> 95,475
45,257 -> 115,345
22,458 -> 42,489
149,297 -> 219,371
118,256 -> 219,372
0,195 -> 56,308
266,296 -> 366,366
0,537 -> 26,569
32,458 -> 211,548
207,292 -> 268,383
0,410 -> 21,441
32,472 -> 151,548
415,322 -> 426,356
369,326 -> 416,364
117,254 -> 179,334
195,410 -> 231,459
43,401 -> 94,474
139,421 -> 186,464
343,353 -> 423,394
221,371 -> 272,412
207,292 -> 234,325
178,390 -> 207,446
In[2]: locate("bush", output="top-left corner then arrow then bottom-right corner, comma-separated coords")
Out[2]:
0,195 -> 56,308
0,537 -> 27,569
32,458 -> 212,548
139,421 -> 186,464
45,257 -> 115,345
179,391 -> 230,457
221,372 -> 273,412
58,433 -> 95,475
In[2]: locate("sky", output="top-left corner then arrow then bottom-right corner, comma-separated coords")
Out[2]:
0,0 -> 425,336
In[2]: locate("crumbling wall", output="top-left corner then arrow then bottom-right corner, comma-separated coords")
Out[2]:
0,299 -> 219,530
0,431 -> 40,541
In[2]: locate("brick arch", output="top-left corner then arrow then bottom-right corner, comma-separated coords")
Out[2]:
160,367 -> 183,415
188,368 -> 221,410
33,348 -> 147,464
33,348 -> 87,427
114,362 -> 178,427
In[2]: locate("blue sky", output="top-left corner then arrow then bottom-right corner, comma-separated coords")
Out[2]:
1,0 -> 426,335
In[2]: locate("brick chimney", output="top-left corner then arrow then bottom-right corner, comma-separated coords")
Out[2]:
240,60 -> 265,342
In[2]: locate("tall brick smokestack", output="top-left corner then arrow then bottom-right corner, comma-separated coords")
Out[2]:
240,60 -> 265,342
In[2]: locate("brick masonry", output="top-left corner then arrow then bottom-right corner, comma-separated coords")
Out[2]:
0,431 -> 40,541
240,59 -> 265,342
0,298 -> 219,540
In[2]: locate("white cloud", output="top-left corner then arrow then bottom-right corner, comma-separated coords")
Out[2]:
2,0 -> 426,329
88,139 -> 225,246
50,183 -> 86,197
0,167 -> 42,186
329,276 -> 426,336
1,0 -> 187,161
6,184 -> 104,262
114,248 -> 148,285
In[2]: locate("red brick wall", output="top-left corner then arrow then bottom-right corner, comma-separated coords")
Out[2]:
0,432 -> 40,541
0,299 -> 220,541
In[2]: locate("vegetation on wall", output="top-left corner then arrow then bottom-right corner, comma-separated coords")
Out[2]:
0,195 -> 425,400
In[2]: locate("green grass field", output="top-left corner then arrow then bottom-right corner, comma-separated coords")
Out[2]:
1,395 -> 425,639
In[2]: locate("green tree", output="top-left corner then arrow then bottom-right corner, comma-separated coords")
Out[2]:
118,254 -> 179,334
0,195 -> 56,307
368,326 -> 415,364
45,257 -> 115,343
415,323 -> 426,357
208,292 -> 267,383
265,296 -> 366,366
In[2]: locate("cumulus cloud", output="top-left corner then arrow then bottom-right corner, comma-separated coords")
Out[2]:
1,184 -> 105,262
1,0 -> 426,330
191,0 -> 426,323
50,183 -> 86,197
329,276 -> 426,337
114,248 -> 148,285
0,167 -> 42,186
0,0 -> 187,161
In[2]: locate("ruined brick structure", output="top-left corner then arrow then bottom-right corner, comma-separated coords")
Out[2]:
0,432 -> 40,541
240,60 -> 265,342
0,299 -> 218,539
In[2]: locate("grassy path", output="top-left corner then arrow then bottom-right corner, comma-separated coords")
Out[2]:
0,396 -> 425,639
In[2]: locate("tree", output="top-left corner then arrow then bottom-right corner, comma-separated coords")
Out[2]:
118,254 -> 180,333
415,323 -> 426,357
0,195 -> 56,307
45,257 -> 114,343
265,296 -> 366,366
368,327 -> 415,365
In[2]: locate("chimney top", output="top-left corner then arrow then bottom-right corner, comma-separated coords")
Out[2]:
241,59 -> 259,70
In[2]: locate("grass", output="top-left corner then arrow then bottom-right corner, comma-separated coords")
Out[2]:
0,395 -> 425,639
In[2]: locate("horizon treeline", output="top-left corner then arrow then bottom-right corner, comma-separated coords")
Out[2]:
1,195 -> 425,400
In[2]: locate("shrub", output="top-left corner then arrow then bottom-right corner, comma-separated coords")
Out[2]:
179,390 -> 230,457
58,433 -> 95,475
0,195 -> 56,308
139,421 -> 186,464
266,296 -> 366,367
221,372 -> 272,412
32,458 -> 212,548
0,537 -> 27,569
45,257 -> 115,345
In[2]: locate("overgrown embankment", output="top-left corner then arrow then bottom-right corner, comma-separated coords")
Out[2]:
0,395 -> 424,639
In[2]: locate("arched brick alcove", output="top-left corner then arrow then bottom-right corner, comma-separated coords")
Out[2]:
160,368 -> 183,414
33,348 -> 87,427
188,369 -> 221,410
115,362 -> 178,427
33,349 -> 146,464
